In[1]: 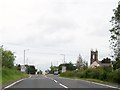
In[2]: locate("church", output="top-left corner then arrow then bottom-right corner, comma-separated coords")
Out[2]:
90,49 -> 112,68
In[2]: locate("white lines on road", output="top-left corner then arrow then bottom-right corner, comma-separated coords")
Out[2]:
59,83 -> 68,88
51,78 -> 68,88
90,81 -> 120,89
54,80 -> 58,83
43,75 -> 68,88
4,78 -> 26,89
59,77 -> 120,89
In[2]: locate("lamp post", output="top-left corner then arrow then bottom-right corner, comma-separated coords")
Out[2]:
24,49 -> 29,65
60,54 -> 65,64
60,54 -> 67,73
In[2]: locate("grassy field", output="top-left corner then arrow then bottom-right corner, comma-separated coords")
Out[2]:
1,68 -> 29,85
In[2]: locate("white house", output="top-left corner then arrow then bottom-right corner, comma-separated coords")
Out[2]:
21,65 -> 26,72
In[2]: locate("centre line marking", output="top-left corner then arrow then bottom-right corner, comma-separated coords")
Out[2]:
59,83 -> 68,88
54,80 -> 58,83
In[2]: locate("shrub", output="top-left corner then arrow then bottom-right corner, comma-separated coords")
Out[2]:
108,69 -> 120,84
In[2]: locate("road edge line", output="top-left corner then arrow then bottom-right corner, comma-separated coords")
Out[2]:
59,77 -> 120,89
4,78 -> 27,89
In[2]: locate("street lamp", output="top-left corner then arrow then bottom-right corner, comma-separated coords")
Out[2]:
60,54 -> 65,64
24,49 -> 29,65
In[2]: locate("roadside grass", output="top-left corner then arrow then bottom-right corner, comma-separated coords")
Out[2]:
2,68 -> 29,85
0,68 -> 2,85
60,75 -> 119,87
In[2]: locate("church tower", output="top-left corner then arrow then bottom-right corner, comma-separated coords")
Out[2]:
90,49 -> 98,64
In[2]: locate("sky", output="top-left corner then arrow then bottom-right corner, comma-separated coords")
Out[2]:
0,0 -> 119,71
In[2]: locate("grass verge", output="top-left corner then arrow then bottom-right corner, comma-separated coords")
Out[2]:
1,68 -> 29,85
0,68 -> 2,86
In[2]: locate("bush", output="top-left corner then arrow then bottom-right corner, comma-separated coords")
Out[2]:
76,71 -> 85,78
108,69 -> 120,84
99,71 -> 108,81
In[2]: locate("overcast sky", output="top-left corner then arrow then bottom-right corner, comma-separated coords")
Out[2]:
0,0 -> 119,71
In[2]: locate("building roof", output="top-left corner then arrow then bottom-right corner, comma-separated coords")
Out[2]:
90,61 -> 112,68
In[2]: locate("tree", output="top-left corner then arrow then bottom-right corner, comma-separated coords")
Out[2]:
15,64 -> 21,71
101,57 -> 111,63
58,62 -> 76,72
27,65 -> 37,74
76,54 -> 83,69
110,1 -> 120,69
76,54 -> 88,70
2,48 -> 16,68
37,70 -> 42,74
109,1 -> 120,60
113,60 -> 120,70
49,66 -> 58,74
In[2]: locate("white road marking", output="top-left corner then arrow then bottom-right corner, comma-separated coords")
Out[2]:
90,81 -> 120,89
4,78 -> 26,89
59,77 -> 120,89
54,80 -> 58,83
48,77 -> 68,88
59,83 -> 68,88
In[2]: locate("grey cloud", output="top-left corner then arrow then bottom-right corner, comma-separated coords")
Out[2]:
0,0 -> 118,70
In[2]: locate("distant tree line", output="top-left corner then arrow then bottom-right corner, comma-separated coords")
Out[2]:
48,62 -> 77,74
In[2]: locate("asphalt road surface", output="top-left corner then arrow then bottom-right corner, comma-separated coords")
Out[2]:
3,74 -> 120,89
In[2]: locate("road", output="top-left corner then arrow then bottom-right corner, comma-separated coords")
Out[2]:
3,74 -> 119,89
